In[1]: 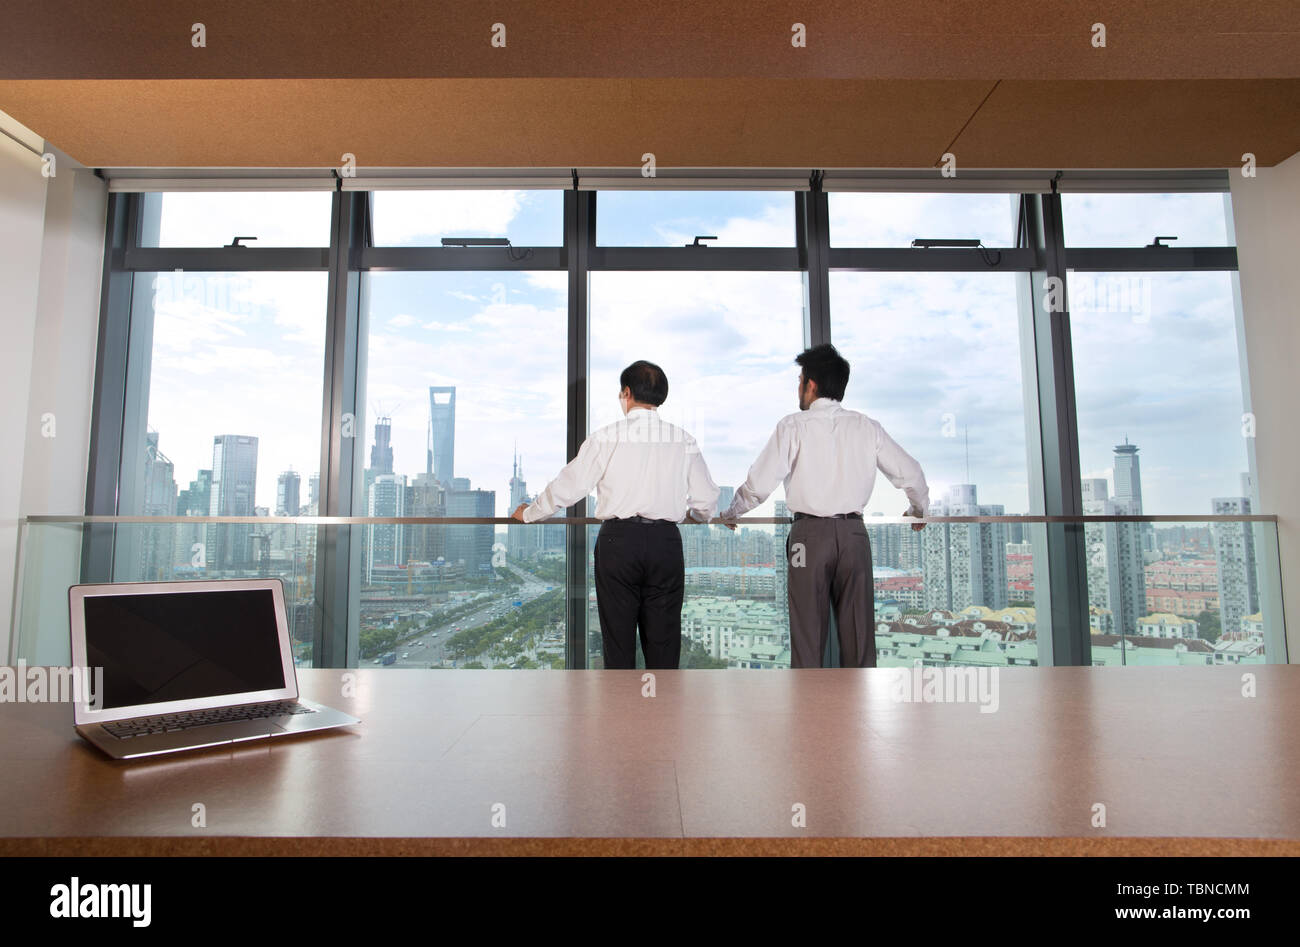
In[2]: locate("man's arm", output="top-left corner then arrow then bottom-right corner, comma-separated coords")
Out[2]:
724,421 -> 794,519
521,436 -> 606,522
684,440 -> 722,524
874,421 -> 929,516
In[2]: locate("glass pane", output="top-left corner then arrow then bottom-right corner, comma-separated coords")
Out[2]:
596,191 -> 795,246
586,270 -> 806,667
114,270 -> 328,662
828,192 -> 1018,247
1061,192 -> 1235,247
359,271 -> 568,668
831,271 -> 1043,662
1084,519 -> 1277,665
140,191 -> 333,247
122,270 -> 327,530
1070,270 -> 1252,644
370,189 -> 564,246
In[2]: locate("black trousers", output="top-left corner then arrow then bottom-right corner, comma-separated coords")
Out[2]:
593,519 -> 684,669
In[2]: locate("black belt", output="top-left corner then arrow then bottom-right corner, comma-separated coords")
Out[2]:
606,516 -> 677,525
792,511 -> 862,521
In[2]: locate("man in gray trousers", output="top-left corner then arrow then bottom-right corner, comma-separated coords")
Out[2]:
721,344 -> 929,668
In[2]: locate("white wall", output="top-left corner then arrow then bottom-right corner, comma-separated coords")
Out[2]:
1230,151 -> 1300,662
0,111 -> 106,660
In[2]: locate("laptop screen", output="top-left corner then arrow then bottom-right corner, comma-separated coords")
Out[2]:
84,588 -> 287,710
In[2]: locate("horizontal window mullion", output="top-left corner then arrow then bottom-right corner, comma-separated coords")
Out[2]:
357,247 -> 566,270
588,247 -> 802,271
122,247 -> 330,271
1064,247 -> 1238,271
827,247 -> 1039,272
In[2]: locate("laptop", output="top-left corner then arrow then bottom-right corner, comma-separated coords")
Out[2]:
69,578 -> 359,760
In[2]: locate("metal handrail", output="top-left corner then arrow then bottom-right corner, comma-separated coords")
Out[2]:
22,513 -> 1279,525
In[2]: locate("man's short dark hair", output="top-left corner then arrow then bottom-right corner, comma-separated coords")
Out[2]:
620,360 -> 669,406
795,344 -> 850,401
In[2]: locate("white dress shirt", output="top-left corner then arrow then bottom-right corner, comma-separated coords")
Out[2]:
522,408 -> 721,523
724,398 -> 929,519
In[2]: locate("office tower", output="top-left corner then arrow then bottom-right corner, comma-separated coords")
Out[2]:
451,477 -> 470,492
366,473 -> 406,583
405,471 -> 445,566
173,469 -> 212,574
177,469 -> 213,517
1113,439 -> 1142,509
307,472 -> 320,514
446,487 -> 496,576
774,500 -> 790,626
139,431 -> 177,580
276,469 -> 301,516
507,449 -> 540,560
370,417 -> 394,475
717,486 -> 735,514
427,386 -> 456,486
1082,447 -> 1147,636
208,434 -> 258,571
922,484 -> 1007,611
1211,496 -> 1260,638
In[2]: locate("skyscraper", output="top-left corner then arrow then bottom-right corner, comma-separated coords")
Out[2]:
1212,494 -> 1259,638
774,500 -> 790,629
140,431 -> 177,579
1083,444 -> 1148,637
507,448 -> 539,560
405,471 -> 445,566
276,469 -> 301,516
370,417 -> 394,475
446,487 -> 496,576
922,484 -> 1007,611
428,386 -> 456,487
208,434 -> 258,571
366,473 -> 407,583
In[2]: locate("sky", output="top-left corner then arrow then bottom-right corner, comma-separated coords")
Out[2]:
139,188 -> 1250,518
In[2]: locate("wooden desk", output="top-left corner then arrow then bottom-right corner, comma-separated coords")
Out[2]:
3,667 -> 1299,856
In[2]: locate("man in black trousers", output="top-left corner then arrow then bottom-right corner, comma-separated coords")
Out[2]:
512,360 -> 720,668
721,344 -> 929,668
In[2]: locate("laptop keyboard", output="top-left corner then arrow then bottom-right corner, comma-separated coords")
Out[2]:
101,701 -> 317,740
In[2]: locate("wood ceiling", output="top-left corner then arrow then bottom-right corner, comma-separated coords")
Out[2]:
1,0 -> 1297,169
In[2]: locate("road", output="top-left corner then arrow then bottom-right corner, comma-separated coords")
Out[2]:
373,562 -> 554,668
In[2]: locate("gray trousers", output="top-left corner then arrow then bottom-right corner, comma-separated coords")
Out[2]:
786,516 -> 875,668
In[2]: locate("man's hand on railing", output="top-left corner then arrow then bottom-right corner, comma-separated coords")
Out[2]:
509,503 -> 528,522
904,508 -> 926,532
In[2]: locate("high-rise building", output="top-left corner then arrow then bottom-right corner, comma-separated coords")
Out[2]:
868,513 -> 901,570
427,386 -> 456,486
173,468 -> 212,574
366,473 -> 406,583
717,486 -> 735,514
276,469 -> 301,516
1211,494 -> 1260,638
1082,446 -> 1147,636
774,500 -> 790,628
446,486 -> 496,576
404,471 -> 445,565
139,431 -> 177,579
1113,439 -> 1143,509
507,449 -> 540,560
307,472 -> 320,514
370,417 -> 394,475
208,434 -> 258,571
922,484 -> 1007,611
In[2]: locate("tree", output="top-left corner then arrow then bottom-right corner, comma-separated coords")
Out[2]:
1195,609 -> 1221,643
